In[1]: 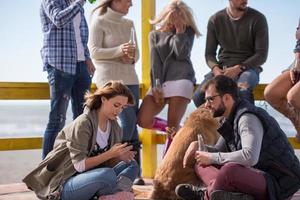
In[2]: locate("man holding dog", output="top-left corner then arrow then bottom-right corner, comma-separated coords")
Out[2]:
175,75 -> 300,200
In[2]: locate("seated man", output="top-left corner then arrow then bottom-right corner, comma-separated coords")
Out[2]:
193,0 -> 268,107
176,75 -> 300,200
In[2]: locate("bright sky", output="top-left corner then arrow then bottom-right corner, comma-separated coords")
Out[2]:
0,0 -> 299,83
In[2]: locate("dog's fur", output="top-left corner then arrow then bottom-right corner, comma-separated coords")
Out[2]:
150,107 -> 220,200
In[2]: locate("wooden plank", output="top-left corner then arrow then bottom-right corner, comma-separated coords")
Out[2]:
0,137 -> 42,151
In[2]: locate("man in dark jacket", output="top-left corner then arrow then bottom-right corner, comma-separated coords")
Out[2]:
176,75 -> 300,200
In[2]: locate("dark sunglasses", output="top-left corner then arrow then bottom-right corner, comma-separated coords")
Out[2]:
204,94 -> 222,103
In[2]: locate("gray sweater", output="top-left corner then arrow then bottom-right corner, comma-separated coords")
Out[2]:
149,27 -> 196,87
205,7 -> 269,71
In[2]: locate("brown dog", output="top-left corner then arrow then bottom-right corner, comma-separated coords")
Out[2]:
150,107 -> 219,200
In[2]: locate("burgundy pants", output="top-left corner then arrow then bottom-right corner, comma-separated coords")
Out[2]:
194,162 -> 269,200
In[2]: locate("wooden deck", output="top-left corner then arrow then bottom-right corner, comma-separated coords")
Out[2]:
1,182 -> 300,200
0,182 -> 153,200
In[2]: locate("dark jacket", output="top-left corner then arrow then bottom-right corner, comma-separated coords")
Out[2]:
218,100 -> 300,200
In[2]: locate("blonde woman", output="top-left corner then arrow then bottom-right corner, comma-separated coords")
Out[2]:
23,81 -> 138,200
88,0 -> 143,184
138,0 -> 200,140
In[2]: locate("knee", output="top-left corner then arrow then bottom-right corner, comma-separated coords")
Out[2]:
137,115 -> 152,129
264,84 -> 276,103
95,168 -> 117,186
216,163 -> 241,183
287,91 -> 299,108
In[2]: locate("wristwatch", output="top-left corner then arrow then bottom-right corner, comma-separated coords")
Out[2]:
239,65 -> 247,72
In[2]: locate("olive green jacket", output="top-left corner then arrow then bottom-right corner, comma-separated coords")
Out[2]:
23,108 -> 122,200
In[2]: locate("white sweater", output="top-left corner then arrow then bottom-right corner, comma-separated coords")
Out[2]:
88,8 -> 139,87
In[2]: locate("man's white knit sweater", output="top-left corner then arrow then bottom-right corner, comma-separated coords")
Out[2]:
88,8 -> 139,87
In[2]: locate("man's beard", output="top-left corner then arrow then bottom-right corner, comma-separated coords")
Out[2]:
213,101 -> 226,117
237,3 -> 248,12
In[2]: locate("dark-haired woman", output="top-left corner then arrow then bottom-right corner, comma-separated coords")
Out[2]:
23,81 -> 139,200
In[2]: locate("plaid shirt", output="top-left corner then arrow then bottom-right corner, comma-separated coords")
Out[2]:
40,0 -> 89,74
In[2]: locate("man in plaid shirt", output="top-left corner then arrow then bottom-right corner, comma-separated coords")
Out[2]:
40,0 -> 95,159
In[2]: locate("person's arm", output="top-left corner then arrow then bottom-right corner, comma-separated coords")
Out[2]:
149,31 -> 163,88
42,0 -> 84,28
205,18 -> 220,70
209,113 -> 263,167
88,18 -> 124,60
205,136 -> 227,152
172,27 -> 194,60
241,15 -> 269,69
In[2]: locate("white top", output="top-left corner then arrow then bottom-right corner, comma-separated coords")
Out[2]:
73,13 -> 85,61
73,121 -> 111,172
88,8 -> 139,87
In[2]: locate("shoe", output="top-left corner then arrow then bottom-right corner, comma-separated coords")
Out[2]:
210,190 -> 254,200
98,191 -> 134,200
133,177 -> 145,185
175,184 -> 205,200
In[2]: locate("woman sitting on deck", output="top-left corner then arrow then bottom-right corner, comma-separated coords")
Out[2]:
264,18 -> 300,142
137,0 -> 200,141
23,81 -> 138,200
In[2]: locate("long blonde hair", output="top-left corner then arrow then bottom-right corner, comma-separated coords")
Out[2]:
150,0 -> 201,37
91,0 -> 113,16
84,81 -> 135,110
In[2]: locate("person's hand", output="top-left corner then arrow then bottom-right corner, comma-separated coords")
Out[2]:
108,143 -> 133,159
195,151 -> 212,166
152,87 -> 164,105
121,42 -> 136,59
119,149 -> 136,163
165,126 -> 176,139
183,141 -> 198,168
212,66 -> 223,76
86,58 -> 95,77
120,54 -> 135,64
223,65 -> 242,79
170,10 -> 186,34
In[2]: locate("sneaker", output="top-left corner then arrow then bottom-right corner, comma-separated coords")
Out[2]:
210,190 -> 254,200
175,184 -> 205,200
133,177 -> 145,185
98,191 -> 134,200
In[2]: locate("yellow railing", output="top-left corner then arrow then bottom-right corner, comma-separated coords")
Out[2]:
0,82 -> 299,178
0,1 -> 299,179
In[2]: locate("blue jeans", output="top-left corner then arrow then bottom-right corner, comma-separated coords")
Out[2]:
193,68 -> 260,107
61,161 -> 139,200
118,85 -> 141,176
42,62 -> 91,159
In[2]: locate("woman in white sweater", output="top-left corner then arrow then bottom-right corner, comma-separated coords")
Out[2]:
88,0 -> 143,184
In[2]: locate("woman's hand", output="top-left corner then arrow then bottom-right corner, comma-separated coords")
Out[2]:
121,42 -> 136,59
108,143 -> 132,158
119,148 -> 136,163
152,87 -> 164,106
170,10 -> 186,34
120,54 -> 135,64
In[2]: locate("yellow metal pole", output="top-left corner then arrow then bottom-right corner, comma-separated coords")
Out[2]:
140,0 -> 156,178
